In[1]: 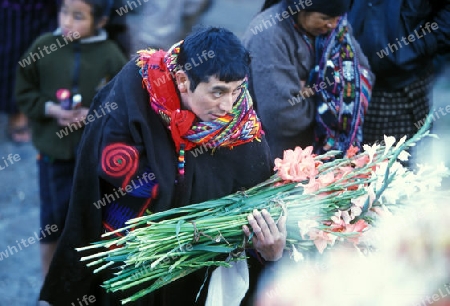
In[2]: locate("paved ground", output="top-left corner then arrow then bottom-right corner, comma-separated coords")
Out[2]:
0,1 -> 449,305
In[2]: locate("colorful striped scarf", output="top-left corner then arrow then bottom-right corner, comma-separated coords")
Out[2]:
308,15 -> 372,155
136,41 -> 263,176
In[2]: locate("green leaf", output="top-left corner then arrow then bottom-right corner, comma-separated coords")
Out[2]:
175,219 -> 184,250
190,245 -> 235,253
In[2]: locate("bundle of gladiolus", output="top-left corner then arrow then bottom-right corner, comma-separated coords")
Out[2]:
77,117 -> 447,304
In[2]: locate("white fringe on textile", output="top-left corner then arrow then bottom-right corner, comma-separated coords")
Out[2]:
205,253 -> 249,306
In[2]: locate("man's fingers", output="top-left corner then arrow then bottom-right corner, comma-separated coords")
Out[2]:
247,209 -> 287,241
253,209 -> 269,228
242,225 -> 251,237
247,213 -> 263,239
278,215 -> 287,234
245,210 -> 287,262
261,209 -> 279,234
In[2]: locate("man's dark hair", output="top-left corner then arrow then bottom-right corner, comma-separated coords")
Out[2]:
178,26 -> 251,92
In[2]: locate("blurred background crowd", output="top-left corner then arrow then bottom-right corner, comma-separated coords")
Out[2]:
0,0 -> 449,305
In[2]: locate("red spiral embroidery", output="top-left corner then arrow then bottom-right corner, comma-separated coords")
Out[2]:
101,143 -> 139,189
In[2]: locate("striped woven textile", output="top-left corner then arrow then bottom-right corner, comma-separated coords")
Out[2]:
0,1 -> 58,114
363,69 -> 434,145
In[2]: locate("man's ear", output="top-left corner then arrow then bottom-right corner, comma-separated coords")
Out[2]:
96,16 -> 109,30
175,71 -> 189,93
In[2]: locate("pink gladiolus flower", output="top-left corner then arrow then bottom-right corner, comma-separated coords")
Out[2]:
344,219 -> 369,244
331,210 -> 352,225
274,146 -> 320,182
300,177 -> 320,194
346,145 -> 359,158
319,172 -> 335,185
308,229 -> 337,254
347,219 -> 368,232
299,172 -> 335,194
338,166 -> 354,176
329,216 -> 369,244
352,155 -> 370,168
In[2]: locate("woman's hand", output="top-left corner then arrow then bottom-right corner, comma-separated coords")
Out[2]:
242,209 -> 286,261
300,80 -> 315,98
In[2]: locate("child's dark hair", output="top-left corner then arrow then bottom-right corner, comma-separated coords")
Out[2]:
177,26 -> 251,92
88,0 -> 113,23
70,0 -> 113,24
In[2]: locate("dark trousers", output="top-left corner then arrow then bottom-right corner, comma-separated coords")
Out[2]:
38,154 -> 75,243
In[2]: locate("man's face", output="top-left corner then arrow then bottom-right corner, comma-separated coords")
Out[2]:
176,73 -> 245,122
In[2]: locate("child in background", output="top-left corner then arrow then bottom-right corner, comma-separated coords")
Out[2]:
15,0 -> 127,279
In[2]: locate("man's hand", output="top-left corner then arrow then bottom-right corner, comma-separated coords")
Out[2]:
242,209 -> 286,261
